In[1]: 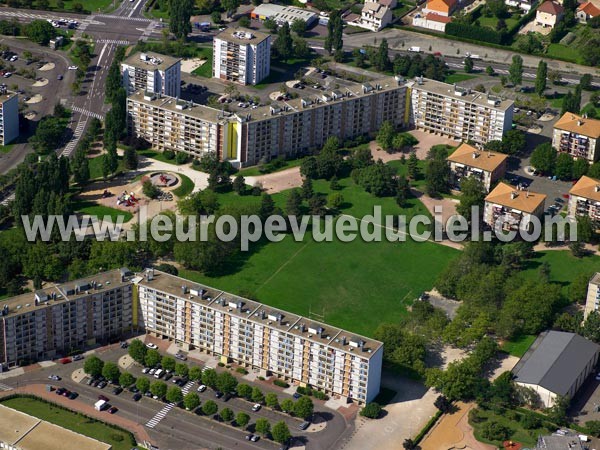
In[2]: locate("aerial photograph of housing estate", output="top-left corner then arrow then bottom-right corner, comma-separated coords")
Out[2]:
3,0 -> 600,448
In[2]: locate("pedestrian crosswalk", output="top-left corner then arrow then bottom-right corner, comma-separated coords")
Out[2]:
96,39 -> 131,46
71,106 -> 104,121
0,382 -> 13,391
94,14 -> 151,22
145,381 -> 194,429
61,119 -> 87,157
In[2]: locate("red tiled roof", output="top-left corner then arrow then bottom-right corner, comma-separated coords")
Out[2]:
425,12 -> 452,22
538,1 -> 564,15
578,1 -> 600,17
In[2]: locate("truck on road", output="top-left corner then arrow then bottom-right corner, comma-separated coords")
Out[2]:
95,399 -> 107,411
408,46 -> 421,53
465,52 -> 481,59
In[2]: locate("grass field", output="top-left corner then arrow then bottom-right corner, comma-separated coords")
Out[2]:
72,199 -> 133,223
444,73 -> 477,84
88,155 -> 126,180
173,174 -> 194,198
471,407 -> 552,447
546,44 -> 581,63
478,16 -> 518,30
137,149 -> 187,165
500,334 -> 536,357
237,158 -> 306,177
192,48 -> 213,78
47,0 -> 114,13
0,143 -> 14,154
1,396 -> 136,450
179,172 -> 457,336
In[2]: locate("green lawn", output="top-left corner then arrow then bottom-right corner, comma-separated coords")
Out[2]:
501,334 -> 536,357
0,143 -> 14,154
1,396 -> 137,450
173,173 -> 194,198
137,149 -> 185,165
478,16 -> 518,30
444,73 -> 477,84
582,102 -> 600,118
191,48 -> 213,78
72,199 -> 133,223
88,155 -> 126,180
471,407 -> 553,447
179,173 -> 457,336
47,0 -> 115,13
549,93 -> 566,108
387,159 -> 428,191
546,44 -> 581,63
237,157 -> 307,177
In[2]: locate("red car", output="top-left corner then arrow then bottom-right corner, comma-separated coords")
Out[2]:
59,357 -> 72,364
433,52 -> 442,56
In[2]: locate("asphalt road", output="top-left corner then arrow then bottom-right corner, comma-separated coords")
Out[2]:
1,345 -> 350,450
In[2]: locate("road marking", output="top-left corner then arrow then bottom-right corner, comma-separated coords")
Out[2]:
0,382 -> 13,391
94,13 -> 151,22
96,39 -> 130,45
145,381 -> 195,428
71,106 -> 104,120
130,0 -> 144,18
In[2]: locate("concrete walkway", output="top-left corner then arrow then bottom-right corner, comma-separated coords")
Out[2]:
135,155 -> 210,193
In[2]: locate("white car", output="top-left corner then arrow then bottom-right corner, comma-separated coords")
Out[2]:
9,55 -> 17,62
68,65 -> 78,70
149,368 -> 156,375
145,343 -> 158,349
197,384 -> 207,392
252,403 -> 261,412
142,367 -> 150,374
48,374 -> 61,381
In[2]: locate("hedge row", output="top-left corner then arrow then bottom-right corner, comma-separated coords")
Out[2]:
446,22 -> 506,45
414,410 -> 443,444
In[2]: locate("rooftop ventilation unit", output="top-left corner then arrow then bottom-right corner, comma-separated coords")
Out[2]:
232,30 -> 254,40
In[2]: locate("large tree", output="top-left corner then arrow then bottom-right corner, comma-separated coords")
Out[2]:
530,142 -> 556,174
83,356 -> 104,377
24,19 -> 54,45
274,22 -> 293,62
168,0 -> 193,40
294,396 -> 314,419
535,60 -> 547,96
325,11 -> 343,55
272,421 -> 292,444
456,176 -> 486,221
508,55 -> 523,86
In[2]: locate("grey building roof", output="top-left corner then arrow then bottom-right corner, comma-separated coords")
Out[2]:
536,434 -> 585,450
513,331 -> 600,397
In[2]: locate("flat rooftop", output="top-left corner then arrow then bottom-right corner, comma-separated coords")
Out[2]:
122,51 -> 181,71
1,269 -> 131,318
0,404 -> 112,450
137,269 -> 383,356
130,74 -> 406,127
409,76 -> 514,111
215,27 -> 270,45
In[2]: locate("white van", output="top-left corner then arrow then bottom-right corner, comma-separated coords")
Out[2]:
154,369 -> 164,379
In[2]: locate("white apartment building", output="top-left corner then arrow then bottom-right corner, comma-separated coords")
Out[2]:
552,112 -> 600,162
213,28 -> 271,85
447,142 -> 508,192
0,88 -> 19,145
356,0 -> 394,31
121,52 -> 181,98
568,175 -> 600,223
0,269 -> 134,368
484,182 -> 546,232
136,269 -> 383,404
409,77 -> 514,145
127,76 -> 408,167
584,273 -> 600,319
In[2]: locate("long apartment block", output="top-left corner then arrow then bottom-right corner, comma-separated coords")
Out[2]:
409,77 -> 514,145
0,269 -> 134,367
136,269 -> 383,404
127,75 -> 408,167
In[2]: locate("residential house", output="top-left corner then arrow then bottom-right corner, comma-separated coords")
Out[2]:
552,112 -> 600,162
577,1 -> 600,23
512,331 -> 600,408
568,175 -> 600,223
447,143 -> 508,192
356,1 -> 394,31
423,0 -> 458,17
413,12 -> 453,32
535,1 -> 564,28
483,182 -> 546,231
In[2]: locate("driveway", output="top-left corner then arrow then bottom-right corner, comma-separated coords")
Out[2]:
340,373 -> 438,450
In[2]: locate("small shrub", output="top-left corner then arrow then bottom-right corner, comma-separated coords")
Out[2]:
163,150 -> 175,160
468,408 -> 487,424
360,402 -> 382,419
236,367 -> 248,375
258,376 -> 265,381
217,362 -> 225,367
505,410 -> 518,421
481,420 -> 512,441
313,390 -> 329,401
273,379 -> 289,388
110,434 -> 124,442
521,412 -> 541,430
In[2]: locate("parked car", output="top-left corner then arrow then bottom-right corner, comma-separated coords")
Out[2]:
149,368 -> 156,376
175,352 -> 187,361
215,391 -> 224,399
120,341 -> 128,349
72,354 -> 83,361
129,386 -> 139,393
108,406 -> 118,414
48,374 -> 61,381
197,384 -> 207,392
62,390 -> 71,397
145,343 -> 158,349
250,435 -> 259,442
67,391 -> 78,400
299,421 -> 310,430
57,74 -> 63,80
133,393 -> 142,401
98,394 -> 109,402
163,373 -> 173,381
246,434 -> 254,441
252,403 -> 261,412
142,367 -> 150,374
293,393 -> 302,399
97,381 -> 107,389
144,391 -> 153,397
68,65 -> 78,70
56,388 -> 66,395
112,387 -> 123,395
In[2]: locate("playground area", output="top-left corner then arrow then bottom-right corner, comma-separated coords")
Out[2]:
75,171 -> 182,225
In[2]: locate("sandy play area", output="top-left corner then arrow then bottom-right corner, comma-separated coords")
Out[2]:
180,58 -> 206,73
245,167 -> 303,193
420,402 -> 495,450
25,94 -> 43,104
32,78 -> 49,87
38,62 -> 55,71
370,130 -> 459,162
